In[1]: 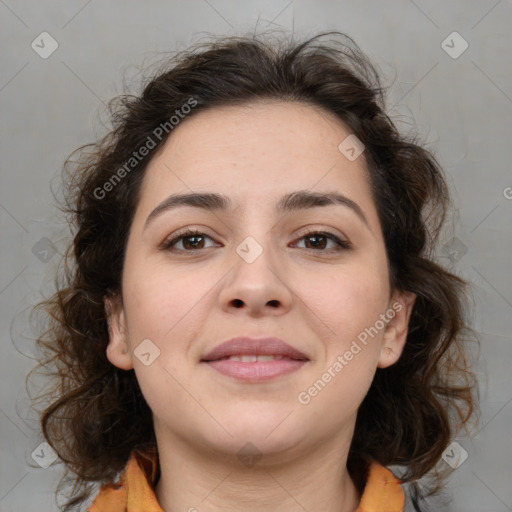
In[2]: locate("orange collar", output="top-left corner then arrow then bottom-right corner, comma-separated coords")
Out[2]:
88,449 -> 404,512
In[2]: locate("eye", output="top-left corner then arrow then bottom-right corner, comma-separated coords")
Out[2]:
292,230 -> 351,252
161,228 -> 351,253
161,229 -> 218,251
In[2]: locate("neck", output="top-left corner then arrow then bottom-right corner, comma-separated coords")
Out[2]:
154,429 -> 361,512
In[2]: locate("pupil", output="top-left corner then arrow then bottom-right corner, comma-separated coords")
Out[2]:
308,235 -> 325,249
186,235 -> 202,248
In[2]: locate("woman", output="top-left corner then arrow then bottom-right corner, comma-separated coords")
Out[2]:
30,31 -> 478,511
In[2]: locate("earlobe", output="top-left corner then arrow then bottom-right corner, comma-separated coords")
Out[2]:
104,294 -> 134,371
377,290 -> 417,369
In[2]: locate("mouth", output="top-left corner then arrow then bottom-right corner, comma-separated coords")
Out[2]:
200,336 -> 310,382
206,354 -> 305,362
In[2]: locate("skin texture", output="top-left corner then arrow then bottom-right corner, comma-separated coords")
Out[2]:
105,100 -> 416,512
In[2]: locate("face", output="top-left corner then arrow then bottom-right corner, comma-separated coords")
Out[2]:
105,100 -> 416,462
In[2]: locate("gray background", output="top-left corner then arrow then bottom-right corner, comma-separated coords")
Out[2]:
1,1 -> 511,511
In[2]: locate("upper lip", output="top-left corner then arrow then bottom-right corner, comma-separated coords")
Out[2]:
201,337 -> 309,362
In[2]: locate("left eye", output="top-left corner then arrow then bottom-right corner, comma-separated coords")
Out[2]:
292,231 -> 350,251
162,230 -> 350,252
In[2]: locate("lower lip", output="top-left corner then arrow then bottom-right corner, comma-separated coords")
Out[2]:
202,359 -> 307,382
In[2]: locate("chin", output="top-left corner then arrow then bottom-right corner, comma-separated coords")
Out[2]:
197,412 -> 303,456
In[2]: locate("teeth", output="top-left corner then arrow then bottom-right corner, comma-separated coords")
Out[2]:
226,355 -> 288,362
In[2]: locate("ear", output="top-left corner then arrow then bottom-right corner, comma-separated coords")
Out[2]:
104,293 -> 133,371
377,290 -> 417,369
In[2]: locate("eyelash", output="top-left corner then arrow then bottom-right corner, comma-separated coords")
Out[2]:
161,228 -> 351,253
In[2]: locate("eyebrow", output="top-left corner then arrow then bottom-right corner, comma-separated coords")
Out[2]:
144,190 -> 370,230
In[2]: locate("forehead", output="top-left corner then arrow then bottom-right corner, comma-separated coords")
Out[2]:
133,100 -> 379,230
160,99 -> 358,168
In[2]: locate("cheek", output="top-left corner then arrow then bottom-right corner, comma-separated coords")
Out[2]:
299,260 -> 388,338
120,262 -> 210,417
122,258 -> 211,342
297,273 -> 383,418
295,261 -> 387,382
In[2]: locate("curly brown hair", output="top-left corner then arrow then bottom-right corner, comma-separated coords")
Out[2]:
28,30 -> 479,511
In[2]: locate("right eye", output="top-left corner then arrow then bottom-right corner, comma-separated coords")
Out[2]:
161,229 -> 220,252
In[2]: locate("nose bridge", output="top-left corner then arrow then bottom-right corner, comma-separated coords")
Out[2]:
233,229 -> 279,285
232,203 -> 277,267
218,222 -> 293,314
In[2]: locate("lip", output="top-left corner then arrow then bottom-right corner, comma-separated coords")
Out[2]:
200,336 -> 309,382
204,359 -> 307,382
200,336 -> 309,362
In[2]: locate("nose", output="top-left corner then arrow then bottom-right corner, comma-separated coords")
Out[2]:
218,239 -> 294,317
